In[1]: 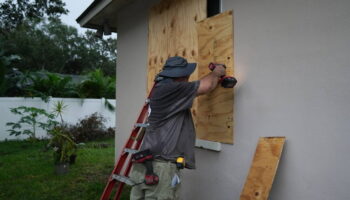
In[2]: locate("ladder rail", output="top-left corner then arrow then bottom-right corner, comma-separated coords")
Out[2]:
113,127 -> 147,200
100,84 -> 156,200
100,114 -> 147,200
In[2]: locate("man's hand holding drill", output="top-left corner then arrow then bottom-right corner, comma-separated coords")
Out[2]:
212,64 -> 226,77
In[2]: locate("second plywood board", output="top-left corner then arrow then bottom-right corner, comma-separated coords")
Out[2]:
240,137 -> 286,200
195,11 -> 234,144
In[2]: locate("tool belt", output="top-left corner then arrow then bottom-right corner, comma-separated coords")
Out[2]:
132,149 -> 159,185
155,157 -> 186,169
132,150 -> 186,185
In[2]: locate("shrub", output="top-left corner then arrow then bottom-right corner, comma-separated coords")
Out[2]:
6,106 -> 58,140
66,112 -> 114,143
24,72 -> 78,101
48,126 -> 77,164
78,69 -> 115,99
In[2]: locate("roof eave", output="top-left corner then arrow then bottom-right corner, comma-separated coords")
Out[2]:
76,0 -> 114,31
76,0 -> 137,33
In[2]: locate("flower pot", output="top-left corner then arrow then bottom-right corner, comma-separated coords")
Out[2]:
69,154 -> 77,165
55,163 -> 69,175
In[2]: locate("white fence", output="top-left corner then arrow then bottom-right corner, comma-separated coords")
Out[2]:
0,97 -> 116,141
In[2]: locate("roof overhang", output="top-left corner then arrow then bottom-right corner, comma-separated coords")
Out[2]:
76,0 -> 137,32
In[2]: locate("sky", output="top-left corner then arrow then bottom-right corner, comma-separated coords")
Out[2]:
60,0 -> 94,33
0,0 -> 95,33
0,0 -> 116,37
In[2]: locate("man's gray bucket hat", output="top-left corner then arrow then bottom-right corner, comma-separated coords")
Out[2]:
158,56 -> 197,78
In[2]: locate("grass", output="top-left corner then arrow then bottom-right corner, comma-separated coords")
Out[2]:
0,138 -> 131,200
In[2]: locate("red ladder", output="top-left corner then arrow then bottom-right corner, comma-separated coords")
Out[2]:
100,85 -> 155,200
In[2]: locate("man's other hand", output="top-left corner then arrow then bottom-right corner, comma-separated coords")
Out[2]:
212,64 -> 226,77
197,64 -> 227,95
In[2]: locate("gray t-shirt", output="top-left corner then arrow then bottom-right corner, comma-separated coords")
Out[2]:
141,79 -> 200,169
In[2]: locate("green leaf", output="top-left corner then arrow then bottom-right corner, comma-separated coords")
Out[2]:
22,129 -> 33,136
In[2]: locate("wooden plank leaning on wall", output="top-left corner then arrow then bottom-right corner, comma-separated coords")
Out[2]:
240,137 -> 286,200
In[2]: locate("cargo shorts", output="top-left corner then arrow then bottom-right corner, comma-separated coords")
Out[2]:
129,160 -> 182,200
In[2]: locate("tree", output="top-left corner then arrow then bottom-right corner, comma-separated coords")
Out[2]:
1,18 -> 117,76
0,0 -> 68,31
0,40 -> 20,96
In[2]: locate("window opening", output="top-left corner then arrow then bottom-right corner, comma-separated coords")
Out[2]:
207,0 -> 221,17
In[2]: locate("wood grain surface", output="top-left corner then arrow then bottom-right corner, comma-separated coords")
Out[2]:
147,0 -> 206,93
147,1 -> 234,144
195,11 -> 234,143
240,137 -> 286,200
147,1 -> 169,92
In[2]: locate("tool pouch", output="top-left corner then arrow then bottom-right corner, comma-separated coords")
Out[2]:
132,149 -> 153,163
132,149 -> 159,185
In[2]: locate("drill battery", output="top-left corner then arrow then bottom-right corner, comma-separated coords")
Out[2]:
132,149 -> 159,185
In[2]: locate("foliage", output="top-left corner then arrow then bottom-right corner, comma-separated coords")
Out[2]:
47,100 -> 76,165
82,30 -> 117,76
66,112 -> 115,143
78,69 -> 116,99
52,100 -> 67,125
0,0 -> 68,31
1,18 -> 116,76
1,69 -> 116,102
0,49 -> 9,95
2,68 -> 29,97
0,46 -> 20,96
23,72 -> 78,101
48,127 -> 77,164
78,69 -> 116,110
6,106 -> 58,140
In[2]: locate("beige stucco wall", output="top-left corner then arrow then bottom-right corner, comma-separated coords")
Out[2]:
116,0 -> 350,199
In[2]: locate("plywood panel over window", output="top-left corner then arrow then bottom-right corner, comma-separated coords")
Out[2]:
147,0 -> 206,92
147,2 -> 169,92
196,11 -> 234,144
147,0 -> 234,144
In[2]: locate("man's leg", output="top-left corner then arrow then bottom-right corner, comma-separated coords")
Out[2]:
130,163 -> 146,200
144,161 -> 181,200
130,161 -> 181,200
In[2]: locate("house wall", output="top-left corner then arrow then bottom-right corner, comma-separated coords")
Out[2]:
116,0 -> 350,199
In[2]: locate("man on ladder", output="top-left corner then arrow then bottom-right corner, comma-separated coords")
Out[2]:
129,56 -> 227,200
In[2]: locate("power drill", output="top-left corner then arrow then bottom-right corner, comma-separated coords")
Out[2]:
208,63 -> 237,88
132,149 -> 159,185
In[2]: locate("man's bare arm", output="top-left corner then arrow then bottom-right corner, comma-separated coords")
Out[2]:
197,65 -> 226,96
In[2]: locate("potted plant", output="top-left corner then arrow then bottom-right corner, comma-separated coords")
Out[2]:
48,127 -> 77,175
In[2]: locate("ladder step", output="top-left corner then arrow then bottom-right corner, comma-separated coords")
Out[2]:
111,174 -> 135,186
131,127 -> 146,141
134,123 -> 150,128
124,148 -> 138,154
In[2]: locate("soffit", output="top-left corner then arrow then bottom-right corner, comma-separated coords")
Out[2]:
76,0 -> 138,32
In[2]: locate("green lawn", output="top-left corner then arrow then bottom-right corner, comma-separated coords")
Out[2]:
0,138 -> 131,200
